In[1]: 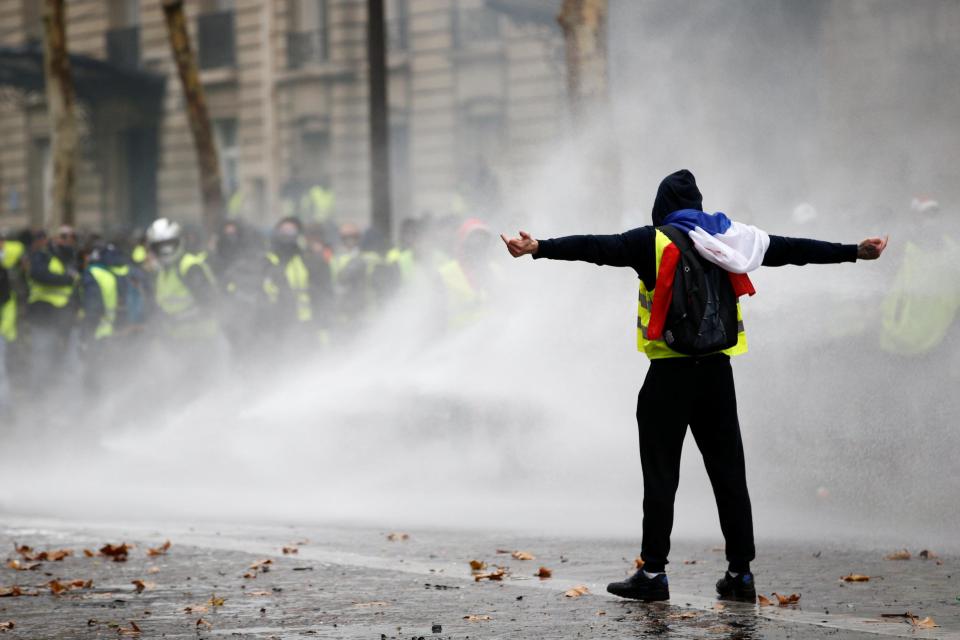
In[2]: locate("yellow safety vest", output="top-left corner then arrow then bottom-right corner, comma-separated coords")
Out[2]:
385,247 -> 415,281
131,244 -> 147,264
264,252 -> 312,323
1,240 -> 25,341
638,229 -> 748,359
880,237 -> 960,355
27,253 -> 74,308
438,259 -> 487,329
156,253 -> 217,337
88,265 -> 118,340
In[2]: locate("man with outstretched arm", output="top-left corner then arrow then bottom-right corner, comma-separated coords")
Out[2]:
501,170 -> 887,602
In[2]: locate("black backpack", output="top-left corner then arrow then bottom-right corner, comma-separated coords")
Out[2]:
657,225 -> 739,356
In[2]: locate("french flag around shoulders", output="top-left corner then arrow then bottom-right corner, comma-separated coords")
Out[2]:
646,209 -> 769,341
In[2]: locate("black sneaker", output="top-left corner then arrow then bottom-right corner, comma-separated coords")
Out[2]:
607,570 -> 669,602
716,571 -> 757,602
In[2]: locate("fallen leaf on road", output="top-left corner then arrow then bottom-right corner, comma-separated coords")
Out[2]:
495,549 -> 512,554
919,549 -> 938,560
82,549 -> 95,558
131,580 -> 147,594
535,567 -> 552,579
474,568 -> 506,582
564,585 -> 589,598
386,532 -> 409,542
885,549 -> 911,561
463,614 -> 491,621
880,611 -> 916,618
757,594 -> 773,606
0,621 -> 13,630
118,621 -> 141,635
469,560 -> 486,571
0,587 -> 22,598
249,559 -> 272,570
242,572 -> 256,579
146,541 -> 171,557
15,546 -> 72,562
184,605 -> 208,614
683,560 -> 697,565
5,560 -> 40,571
596,610 -> 606,616
99,543 -> 132,562
196,618 -> 211,628
910,616 -> 938,629
246,590 -> 271,597
353,601 -> 389,608
841,574 -> 870,582
146,566 -> 160,575
48,580 -> 67,595
207,594 -> 225,607
281,546 -> 298,555
772,592 -> 801,606
713,603 -> 726,611
511,551 -> 535,561
634,557 -> 644,570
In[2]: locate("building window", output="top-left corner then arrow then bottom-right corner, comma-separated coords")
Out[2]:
287,0 -> 329,69
297,129 -> 332,187
387,0 -> 409,52
453,5 -> 500,49
213,118 -> 239,197
105,1 -> 141,69
198,3 -> 236,70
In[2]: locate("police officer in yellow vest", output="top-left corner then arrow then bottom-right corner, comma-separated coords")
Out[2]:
502,170 -> 887,603
79,243 -> 131,392
26,226 -> 80,390
145,218 -> 218,340
263,217 -> 330,348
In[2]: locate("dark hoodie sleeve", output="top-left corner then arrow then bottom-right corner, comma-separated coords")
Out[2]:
533,226 -> 657,284
182,263 -> 217,309
762,235 -> 859,267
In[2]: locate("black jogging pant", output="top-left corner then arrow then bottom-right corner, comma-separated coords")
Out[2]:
637,353 -> 755,573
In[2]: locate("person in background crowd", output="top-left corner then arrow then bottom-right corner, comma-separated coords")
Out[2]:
146,218 -> 218,341
78,243 -> 131,393
213,219 -> 266,363
26,226 -> 80,390
331,222 -> 372,337
0,230 -> 25,417
263,217 -> 326,350
438,218 -> 500,329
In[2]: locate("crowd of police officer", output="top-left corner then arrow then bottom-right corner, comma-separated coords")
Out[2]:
0,213 -> 501,418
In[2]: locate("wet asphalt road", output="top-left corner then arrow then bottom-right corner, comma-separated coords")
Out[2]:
0,518 -> 957,639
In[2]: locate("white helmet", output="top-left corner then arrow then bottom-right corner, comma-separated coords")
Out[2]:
146,218 -> 183,265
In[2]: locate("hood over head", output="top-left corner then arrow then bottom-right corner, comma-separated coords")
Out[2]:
652,169 -> 703,226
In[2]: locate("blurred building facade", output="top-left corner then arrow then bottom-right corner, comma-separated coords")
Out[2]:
0,0 -> 566,232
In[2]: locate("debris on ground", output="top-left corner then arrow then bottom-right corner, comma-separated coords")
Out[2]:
474,567 -> 506,582
534,566 -> 552,579
771,592 -> 801,606
99,543 -> 132,562
885,549 -> 911,561
468,560 -> 486,571
386,532 -> 409,542
919,549 -> 938,560
841,574 -> 870,582
463,614 -> 491,621
146,541 -> 171,557
511,551 -> 535,561
564,585 -> 589,598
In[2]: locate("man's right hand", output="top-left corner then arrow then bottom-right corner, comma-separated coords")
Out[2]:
857,235 -> 888,260
500,231 -> 539,258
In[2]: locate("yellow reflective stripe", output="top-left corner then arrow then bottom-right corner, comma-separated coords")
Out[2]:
285,255 -> 312,322
2,240 -> 25,269
89,265 -> 117,339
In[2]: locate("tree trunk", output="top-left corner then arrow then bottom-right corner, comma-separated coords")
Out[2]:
367,0 -> 392,241
557,0 -> 622,228
41,0 -> 78,227
557,0 -> 608,125
161,0 -> 224,236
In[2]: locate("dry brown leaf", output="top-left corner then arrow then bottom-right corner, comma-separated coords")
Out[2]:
184,605 -> 208,614
535,567 -> 552,579
919,549 -> 938,560
463,614 -> 492,621
242,572 -> 256,579
564,585 -> 589,598
910,616 -> 938,629
249,558 -> 272,570
713,603 -> 726,611
72,580 -> 93,589
885,549 -> 911,561
511,551 -> 535,561
118,621 -> 141,635
473,567 -> 507,582
634,556 -> 644,570
146,541 -> 171,557
208,594 -> 225,607
132,580 -> 147,594
99,543 -> 131,562
757,594 -> 773,606
841,574 -> 870,582
281,546 -> 298,555
246,590 -> 271,597
683,560 -> 697,565
196,618 -> 211,628
772,592 -> 801,606
0,621 -> 13,630
468,560 -> 486,571
48,580 -> 67,595
82,549 -> 95,558
44,549 -> 71,562
146,566 -> 160,575
5,560 -> 40,571
386,532 -> 409,542
596,610 -> 606,616
0,587 -> 23,598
